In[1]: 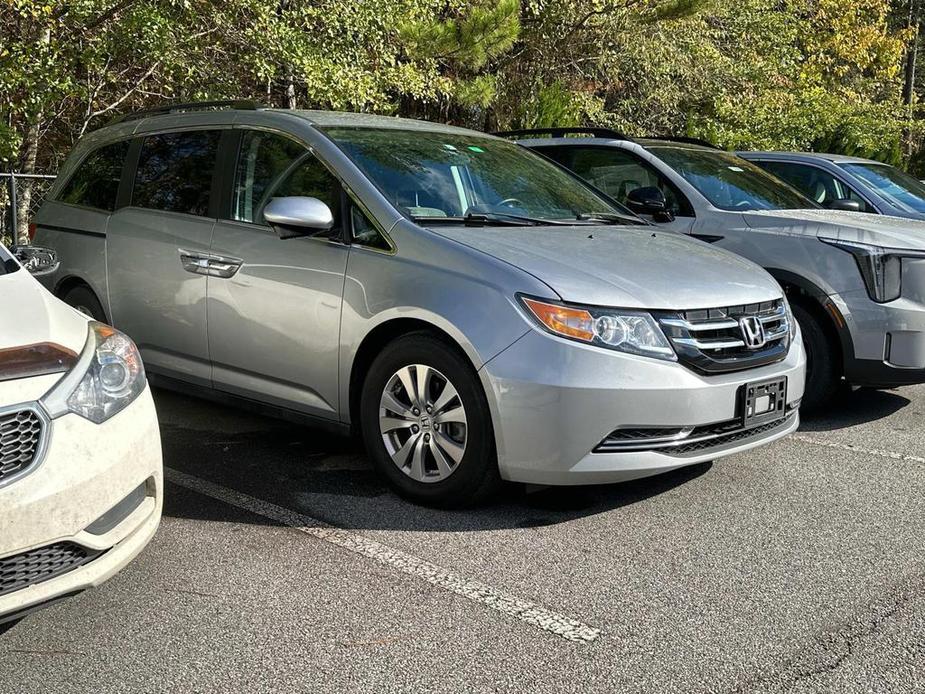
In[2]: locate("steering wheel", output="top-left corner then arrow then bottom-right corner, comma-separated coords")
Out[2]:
499,197 -> 524,208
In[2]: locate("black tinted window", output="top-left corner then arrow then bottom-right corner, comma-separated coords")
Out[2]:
233,131 -> 306,222
760,161 -> 873,212
261,153 -> 342,232
132,131 -> 220,216
351,204 -> 390,250
58,141 -> 128,211
555,146 -> 691,217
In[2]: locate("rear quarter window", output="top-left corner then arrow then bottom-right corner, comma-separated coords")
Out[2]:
132,131 -> 221,216
57,140 -> 129,211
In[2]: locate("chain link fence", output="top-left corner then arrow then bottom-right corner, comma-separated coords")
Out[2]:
1,173 -> 58,248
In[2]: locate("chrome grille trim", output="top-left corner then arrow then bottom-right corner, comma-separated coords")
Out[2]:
0,402 -> 50,490
656,299 -> 791,374
594,410 -> 797,454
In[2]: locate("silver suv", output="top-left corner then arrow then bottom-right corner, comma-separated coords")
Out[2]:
515,129 -> 925,408
33,103 -> 804,505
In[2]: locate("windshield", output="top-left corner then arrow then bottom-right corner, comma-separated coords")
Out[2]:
323,127 -> 636,225
0,244 -> 20,276
651,147 -> 815,211
840,162 -> 925,214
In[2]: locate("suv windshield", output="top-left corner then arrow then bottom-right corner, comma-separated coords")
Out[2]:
323,127 -> 636,225
651,147 -> 815,211
840,162 -> 925,214
0,244 -> 20,276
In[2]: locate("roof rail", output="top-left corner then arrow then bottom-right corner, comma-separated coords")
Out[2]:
644,136 -> 719,150
492,127 -> 632,141
108,100 -> 265,126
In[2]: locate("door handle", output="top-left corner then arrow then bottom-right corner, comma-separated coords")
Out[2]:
178,249 -> 243,278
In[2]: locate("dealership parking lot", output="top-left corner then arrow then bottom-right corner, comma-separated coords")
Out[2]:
1,385 -> 924,693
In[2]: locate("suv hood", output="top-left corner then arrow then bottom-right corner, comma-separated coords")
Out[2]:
0,269 -> 88,353
743,209 -> 925,251
429,224 -> 782,309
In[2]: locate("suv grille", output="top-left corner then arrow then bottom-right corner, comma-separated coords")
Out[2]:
0,408 -> 44,486
657,299 -> 791,374
0,542 -> 102,598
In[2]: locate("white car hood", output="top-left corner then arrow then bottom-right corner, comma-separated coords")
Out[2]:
743,209 -> 925,251
0,268 -> 88,353
430,224 -> 783,310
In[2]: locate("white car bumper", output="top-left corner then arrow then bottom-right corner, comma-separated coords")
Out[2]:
0,385 -> 163,621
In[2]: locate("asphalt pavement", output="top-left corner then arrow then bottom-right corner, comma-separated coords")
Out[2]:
1,384 -> 923,693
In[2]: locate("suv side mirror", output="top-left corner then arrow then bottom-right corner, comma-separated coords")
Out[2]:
14,246 -> 59,276
263,197 -> 335,240
626,186 -> 675,222
825,198 -> 862,213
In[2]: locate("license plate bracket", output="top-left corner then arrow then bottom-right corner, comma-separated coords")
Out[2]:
742,377 -> 787,427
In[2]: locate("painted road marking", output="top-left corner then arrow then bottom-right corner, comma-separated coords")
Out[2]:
791,434 -> 925,466
165,467 -> 602,643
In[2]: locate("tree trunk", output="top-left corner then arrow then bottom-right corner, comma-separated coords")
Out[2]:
14,118 -> 41,245
904,0 -> 920,106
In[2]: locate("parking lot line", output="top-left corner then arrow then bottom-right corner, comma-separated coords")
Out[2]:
164,467 -> 602,643
791,435 -> 925,466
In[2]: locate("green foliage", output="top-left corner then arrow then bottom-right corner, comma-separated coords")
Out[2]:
1,0 -> 923,175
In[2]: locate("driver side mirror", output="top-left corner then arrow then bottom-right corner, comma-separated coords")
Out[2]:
14,246 -> 59,276
825,198 -> 862,213
626,186 -> 675,223
263,197 -> 335,240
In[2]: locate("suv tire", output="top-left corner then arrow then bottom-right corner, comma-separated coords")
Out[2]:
792,302 -> 840,411
62,285 -> 106,322
360,333 -> 501,507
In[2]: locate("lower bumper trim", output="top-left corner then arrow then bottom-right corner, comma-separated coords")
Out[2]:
594,410 -> 798,456
0,542 -> 104,599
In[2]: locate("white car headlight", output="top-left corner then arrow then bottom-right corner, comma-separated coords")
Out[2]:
42,322 -> 146,423
519,295 -> 676,360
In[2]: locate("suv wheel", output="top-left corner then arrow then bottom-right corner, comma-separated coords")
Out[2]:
792,302 -> 840,411
62,286 -> 106,322
360,333 -> 500,507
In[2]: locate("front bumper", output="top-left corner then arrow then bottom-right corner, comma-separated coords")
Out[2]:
0,385 -> 163,619
479,329 -> 805,485
832,287 -> 925,387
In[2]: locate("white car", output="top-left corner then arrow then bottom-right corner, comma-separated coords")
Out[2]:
0,243 -> 162,625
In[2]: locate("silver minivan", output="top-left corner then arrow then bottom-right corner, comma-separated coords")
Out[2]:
33,103 -> 805,505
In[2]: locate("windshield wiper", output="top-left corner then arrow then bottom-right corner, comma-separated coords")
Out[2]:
464,211 -> 581,226
574,212 -> 644,225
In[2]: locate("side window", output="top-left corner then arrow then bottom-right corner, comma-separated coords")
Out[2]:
759,161 -> 873,212
552,146 -> 692,217
232,130 -> 307,222
132,130 -> 220,216
58,140 -> 129,211
259,152 -> 342,233
350,204 -> 391,251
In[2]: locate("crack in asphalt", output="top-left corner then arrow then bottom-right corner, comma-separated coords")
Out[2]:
790,434 -> 925,467
725,571 -> 925,693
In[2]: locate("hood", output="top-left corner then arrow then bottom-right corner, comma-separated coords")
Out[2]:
429,224 -> 783,310
743,209 -> 925,251
0,268 -> 88,353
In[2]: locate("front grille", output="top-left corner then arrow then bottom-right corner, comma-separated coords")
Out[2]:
0,542 -> 102,598
657,299 -> 791,374
594,410 -> 796,455
0,407 -> 44,486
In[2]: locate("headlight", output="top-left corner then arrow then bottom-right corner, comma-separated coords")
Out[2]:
42,322 -> 146,423
519,295 -> 676,360
820,237 -> 925,303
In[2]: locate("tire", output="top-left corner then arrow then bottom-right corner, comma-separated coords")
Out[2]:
360,333 -> 501,507
792,302 -> 840,411
61,285 -> 106,322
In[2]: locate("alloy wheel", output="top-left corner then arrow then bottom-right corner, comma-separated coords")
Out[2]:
378,364 -> 468,483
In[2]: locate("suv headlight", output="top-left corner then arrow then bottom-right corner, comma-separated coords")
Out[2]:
820,237 -> 925,303
519,295 -> 676,360
42,322 -> 146,423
